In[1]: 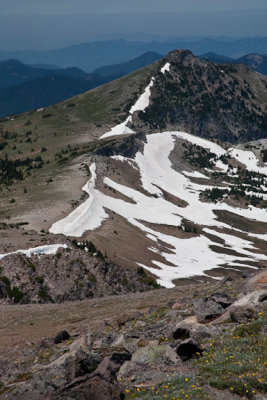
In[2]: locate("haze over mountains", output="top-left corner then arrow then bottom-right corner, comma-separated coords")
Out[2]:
0,37 -> 267,72
0,59 -> 107,117
201,53 -> 267,76
1,47 -> 267,118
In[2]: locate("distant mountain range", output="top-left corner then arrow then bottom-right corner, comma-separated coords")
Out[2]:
0,59 -> 89,90
0,59 -> 109,117
0,37 -> 267,72
1,50 -> 267,118
0,53 -> 163,117
93,51 -> 162,78
201,52 -> 267,75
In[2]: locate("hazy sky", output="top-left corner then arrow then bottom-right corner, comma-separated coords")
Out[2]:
1,0 -> 266,50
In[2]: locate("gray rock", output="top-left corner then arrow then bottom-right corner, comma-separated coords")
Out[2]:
230,307 -> 256,323
245,270 -> 267,293
191,325 -> 211,342
212,290 -> 267,324
51,375 -> 123,400
193,297 -> 224,323
165,310 -> 184,323
111,334 -> 137,353
210,292 -> 234,308
131,344 -> 178,365
94,352 -> 131,383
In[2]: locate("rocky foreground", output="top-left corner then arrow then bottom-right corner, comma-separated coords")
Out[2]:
0,269 -> 266,400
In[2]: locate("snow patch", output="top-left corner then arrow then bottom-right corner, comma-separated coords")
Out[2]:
0,244 -> 68,261
100,75 -> 156,140
130,78 -> 155,114
183,171 -> 210,179
227,148 -> 267,175
100,116 -> 135,140
161,63 -> 170,74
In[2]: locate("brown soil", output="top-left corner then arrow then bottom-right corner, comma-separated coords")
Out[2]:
0,282 -> 211,356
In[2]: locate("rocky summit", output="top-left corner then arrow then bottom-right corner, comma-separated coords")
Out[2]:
131,50 -> 267,143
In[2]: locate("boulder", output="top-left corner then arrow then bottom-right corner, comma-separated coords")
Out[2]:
51,375 -> 124,400
173,316 -> 214,341
210,292 -> 234,308
54,331 -> 71,344
165,310 -> 184,323
173,316 -> 197,339
193,297 -> 224,323
64,350 -> 103,382
110,334 -> 137,353
171,302 -> 182,310
230,307 -> 256,323
131,344 -> 178,365
245,270 -> 267,293
116,311 -> 141,326
94,352 -> 131,383
211,290 -> 267,324
118,360 -> 139,379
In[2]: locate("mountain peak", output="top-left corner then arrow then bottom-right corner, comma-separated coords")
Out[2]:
130,50 -> 267,142
167,49 -> 193,61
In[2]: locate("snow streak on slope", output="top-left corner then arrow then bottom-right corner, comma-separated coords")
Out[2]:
0,244 -> 68,261
100,77 -> 155,140
50,131 -> 267,288
161,62 -> 170,74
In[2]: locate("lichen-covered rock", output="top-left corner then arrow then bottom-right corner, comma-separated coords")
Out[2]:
245,270 -> 267,293
210,292 -> 234,308
230,307 -> 256,323
131,344 -> 178,365
193,297 -> 224,323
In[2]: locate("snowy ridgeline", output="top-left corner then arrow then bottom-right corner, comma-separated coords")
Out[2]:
0,244 -> 68,261
50,131 -> 267,288
100,62 -> 171,140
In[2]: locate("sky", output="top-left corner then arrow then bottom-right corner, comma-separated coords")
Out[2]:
0,0 -> 266,50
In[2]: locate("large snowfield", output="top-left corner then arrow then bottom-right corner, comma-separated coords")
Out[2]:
50,131 -> 267,287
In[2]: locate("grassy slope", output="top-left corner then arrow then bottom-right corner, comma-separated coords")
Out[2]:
0,60 -> 161,224
124,311 -> 267,400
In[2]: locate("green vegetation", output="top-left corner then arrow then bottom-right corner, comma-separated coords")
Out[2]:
71,239 -> 106,260
261,149 -> 267,162
0,276 -> 23,303
137,266 -> 160,289
0,153 -> 44,186
201,187 -> 229,203
125,311 -> 267,400
183,144 -> 217,169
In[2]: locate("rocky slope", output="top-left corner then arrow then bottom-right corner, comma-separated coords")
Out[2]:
0,269 -> 266,399
0,238 -> 158,304
131,50 -> 267,142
